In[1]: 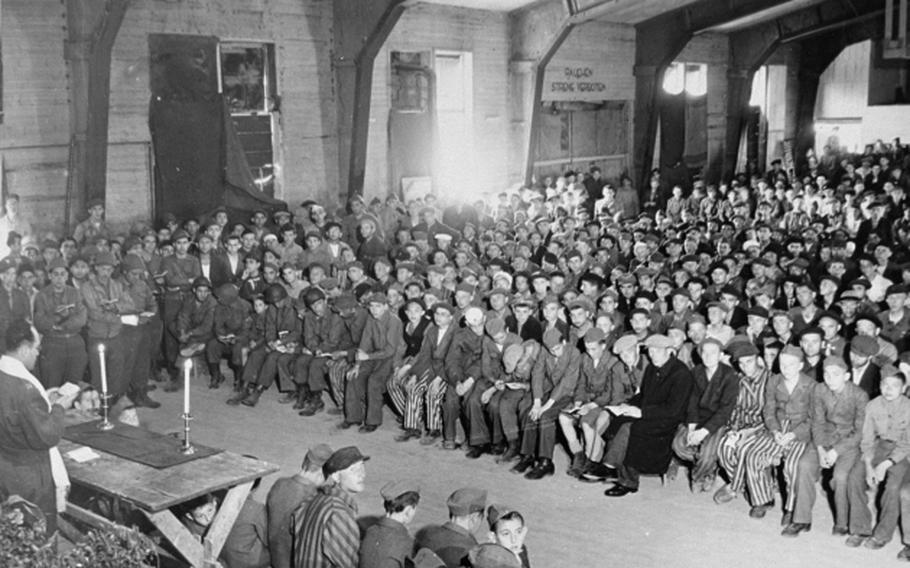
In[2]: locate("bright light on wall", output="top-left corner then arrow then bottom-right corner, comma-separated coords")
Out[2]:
662,62 -> 707,96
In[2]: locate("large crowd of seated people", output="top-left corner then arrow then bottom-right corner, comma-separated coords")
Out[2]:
1,137 -> 910,566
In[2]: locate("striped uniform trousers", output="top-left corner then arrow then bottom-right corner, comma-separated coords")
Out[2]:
326,359 -> 351,410
426,377 -> 447,432
387,370 -> 432,431
734,428 -> 807,510
716,427 -> 763,497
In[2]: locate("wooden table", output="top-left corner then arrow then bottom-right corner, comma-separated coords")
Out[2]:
59,438 -> 278,567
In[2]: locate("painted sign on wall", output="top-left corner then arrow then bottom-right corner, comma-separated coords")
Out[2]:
543,63 -> 610,102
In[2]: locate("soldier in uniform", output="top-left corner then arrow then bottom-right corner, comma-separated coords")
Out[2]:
235,284 -> 300,407
32,257 -> 87,389
120,253 -> 161,407
359,481 -> 420,568
206,283 -> 251,389
81,252 -> 135,398
175,276 -> 217,366
160,230 -> 202,389
294,287 -> 339,416
415,488 -> 486,568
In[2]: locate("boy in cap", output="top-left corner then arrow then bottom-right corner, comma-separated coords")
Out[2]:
559,327 -> 624,477
174,277 -> 217,364
32,257 -> 87,389
784,356 -> 868,537
324,294 -> 368,413
513,328 -> 581,480
487,505 -> 529,568
267,444 -> 333,568
119,254 -> 161,407
72,198 -> 111,245
359,481 -> 421,568
394,302 -> 457,444
416,488 -> 486,568
846,367 -> 910,551
294,287 -> 340,415
441,306 -> 486,449
467,317 -> 522,458
206,283 -> 252,388
233,284 -> 299,407
81,252 -> 136,397
343,292 -> 404,432
848,335 -> 881,398
671,337 -> 740,492
294,446 -> 369,568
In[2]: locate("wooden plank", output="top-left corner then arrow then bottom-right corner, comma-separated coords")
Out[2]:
143,509 -> 204,568
63,502 -> 123,533
60,439 -> 278,512
203,481 -> 253,563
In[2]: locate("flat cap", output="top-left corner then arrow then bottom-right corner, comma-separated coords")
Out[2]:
380,480 -> 420,501
323,446 -> 369,477
823,355 -> 848,371
485,317 -> 506,337
542,328 -> 564,348
433,302 -> 456,316
643,334 -> 674,349
583,327 -> 606,343
412,548 -> 446,568
46,257 -> 68,272
467,544 -> 521,568
94,251 -> 116,267
850,335 -> 879,358
303,444 -> 334,468
612,334 -> 639,355
446,487 -> 487,516
333,293 -> 358,311
780,345 -> 804,360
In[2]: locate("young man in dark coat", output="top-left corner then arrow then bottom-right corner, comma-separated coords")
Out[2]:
359,481 -> 420,568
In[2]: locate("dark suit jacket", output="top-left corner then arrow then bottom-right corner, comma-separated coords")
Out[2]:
211,252 -> 245,288
852,363 -> 881,400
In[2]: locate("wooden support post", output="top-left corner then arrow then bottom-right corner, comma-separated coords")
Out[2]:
523,21 -> 575,186
631,16 -> 691,192
64,0 -> 130,232
333,0 -> 408,202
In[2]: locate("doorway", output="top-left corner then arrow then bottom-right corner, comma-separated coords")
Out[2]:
434,51 -> 473,196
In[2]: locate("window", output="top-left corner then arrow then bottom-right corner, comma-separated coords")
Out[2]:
662,62 -> 707,96
218,42 -> 277,195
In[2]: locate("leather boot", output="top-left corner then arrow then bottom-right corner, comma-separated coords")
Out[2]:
278,387 -> 299,405
510,455 -> 536,474
227,384 -> 249,406
208,363 -> 224,389
241,386 -> 264,407
293,385 -> 311,410
299,392 -> 325,416
496,441 -> 520,464
567,451 -> 586,477
525,458 -> 555,480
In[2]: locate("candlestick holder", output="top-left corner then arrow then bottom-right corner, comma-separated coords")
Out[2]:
180,413 -> 196,455
97,392 -> 114,431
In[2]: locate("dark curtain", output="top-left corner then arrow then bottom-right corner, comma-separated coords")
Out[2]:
148,34 -> 284,225
684,95 -> 707,166
659,91 -> 686,169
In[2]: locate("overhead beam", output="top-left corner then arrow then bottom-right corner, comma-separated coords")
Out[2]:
64,0 -> 130,233
780,8 -> 885,43
631,0 -> 799,191
333,0 -> 408,201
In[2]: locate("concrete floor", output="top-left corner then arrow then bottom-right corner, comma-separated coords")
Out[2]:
139,379 -> 905,568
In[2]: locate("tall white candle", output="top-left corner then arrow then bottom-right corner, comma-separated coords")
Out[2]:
98,343 -> 108,394
183,358 -> 192,415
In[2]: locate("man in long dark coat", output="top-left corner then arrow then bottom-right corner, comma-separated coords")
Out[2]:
602,334 -> 693,496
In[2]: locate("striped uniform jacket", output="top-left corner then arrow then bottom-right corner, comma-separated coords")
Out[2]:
294,482 -> 359,568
